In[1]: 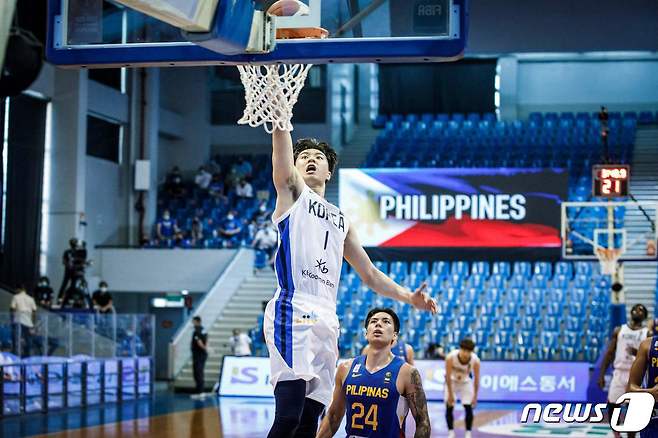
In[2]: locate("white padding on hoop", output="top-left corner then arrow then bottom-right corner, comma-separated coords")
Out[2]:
237,64 -> 312,133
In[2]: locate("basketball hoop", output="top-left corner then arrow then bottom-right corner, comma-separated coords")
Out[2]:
596,248 -> 622,276
237,0 -> 328,133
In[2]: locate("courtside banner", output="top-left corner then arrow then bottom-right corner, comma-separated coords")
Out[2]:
219,357 -> 589,401
338,168 -> 567,248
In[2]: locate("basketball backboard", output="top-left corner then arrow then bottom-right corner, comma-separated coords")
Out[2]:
46,0 -> 468,67
561,201 -> 658,262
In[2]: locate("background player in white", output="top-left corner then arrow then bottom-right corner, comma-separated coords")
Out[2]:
265,130 -> 437,438
598,303 -> 648,436
445,338 -> 480,438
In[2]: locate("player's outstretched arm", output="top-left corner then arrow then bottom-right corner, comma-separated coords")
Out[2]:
598,327 -> 620,389
272,129 -> 305,217
402,365 -> 431,438
628,338 -> 650,394
316,361 -> 350,438
472,359 -> 480,408
344,227 -> 437,313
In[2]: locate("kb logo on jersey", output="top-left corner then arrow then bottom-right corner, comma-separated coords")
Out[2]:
315,259 -> 329,274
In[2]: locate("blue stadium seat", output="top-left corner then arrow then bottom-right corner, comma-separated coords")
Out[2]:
512,262 -> 532,278
500,315 -> 517,330
507,288 -> 523,302
489,274 -> 506,288
569,302 -> 586,317
431,261 -> 450,277
480,302 -> 497,316
477,316 -> 494,331
542,316 -> 561,332
565,316 -> 583,332
525,302 -> 542,317
389,261 -> 407,277
451,261 -> 469,276
471,261 -> 490,277
520,316 -> 537,331
491,261 -> 511,277
410,261 -> 429,277
563,331 -> 581,348
546,302 -> 563,316
374,260 -> 388,273
533,261 -> 552,277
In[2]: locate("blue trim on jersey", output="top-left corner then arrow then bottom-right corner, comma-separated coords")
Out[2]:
274,217 -> 294,368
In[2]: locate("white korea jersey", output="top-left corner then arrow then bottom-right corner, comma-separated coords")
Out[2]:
613,324 -> 648,371
273,185 -> 349,308
446,350 -> 480,383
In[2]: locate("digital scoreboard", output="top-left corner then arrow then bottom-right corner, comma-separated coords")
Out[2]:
592,164 -> 630,197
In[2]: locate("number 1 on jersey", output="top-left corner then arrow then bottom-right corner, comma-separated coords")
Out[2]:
323,230 -> 329,250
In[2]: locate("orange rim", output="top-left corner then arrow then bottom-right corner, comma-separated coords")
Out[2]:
276,27 -> 329,39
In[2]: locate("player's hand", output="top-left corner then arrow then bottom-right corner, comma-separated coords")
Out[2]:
648,385 -> 658,401
447,394 -> 455,407
597,375 -> 605,390
471,398 -> 477,409
410,282 -> 437,314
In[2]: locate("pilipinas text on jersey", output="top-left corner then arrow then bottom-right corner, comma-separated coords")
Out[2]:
343,355 -> 409,437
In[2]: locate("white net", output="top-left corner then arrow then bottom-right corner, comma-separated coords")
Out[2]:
237,63 -> 313,133
596,248 -> 622,276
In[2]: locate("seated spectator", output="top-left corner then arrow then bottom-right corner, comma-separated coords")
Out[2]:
165,166 -> 186,198
194,166 -> 212,191
234,156 -> 253,180
190,216 -> 204,246
173,230 -> 194,248
235,178 -> 254,199
34,276 -> 54,309
253,221 -> 278,271
156,210 -> 178,244
217,211 -> 242,248
208,173 -> 225,200
252,199 -> 271,222
92,281 -> 114,314
228,329 -> 252,357
63,282 -> 92,310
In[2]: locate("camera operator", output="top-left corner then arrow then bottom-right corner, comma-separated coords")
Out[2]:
57,238 -> 78,304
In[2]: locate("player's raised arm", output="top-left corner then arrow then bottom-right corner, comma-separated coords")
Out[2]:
402,365 -> 431,438
316,361 -> 351,438
343,227 -> 437,313
598,327 -> 620,389
272,129 -> 305,214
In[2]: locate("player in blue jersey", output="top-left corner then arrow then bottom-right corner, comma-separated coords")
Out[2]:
265,129 -> 437,438
628,335 -> 658,437
363,338 -> 414,364
316,308 -> 431,438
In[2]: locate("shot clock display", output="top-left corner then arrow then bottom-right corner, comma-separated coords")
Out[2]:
592,164 -> 630,197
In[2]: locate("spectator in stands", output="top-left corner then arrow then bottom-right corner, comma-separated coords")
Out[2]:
191,316 -> 209,399
156,209 -> 178,244
194,166 -> 212,191
252,199 -> 270,222
62,282 -> 93,310
165,166 -> 186,198
208,173 -> 225,200
92,281 -> 114,314
190,216 -> 204,246
224,167 -> 240,192
234,156 -> 253,179
425,343 -> 446,360
235,178 -> 254,200
173,230 -> 194,248
57,238 -> 78,303
10,286 -> 37,357
34,276 -> 54,309
252,221 -> 278,271
228,329 -> 252,357
218,210 -> 242,248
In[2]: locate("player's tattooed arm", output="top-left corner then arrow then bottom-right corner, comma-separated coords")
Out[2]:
405,367 -> 431,438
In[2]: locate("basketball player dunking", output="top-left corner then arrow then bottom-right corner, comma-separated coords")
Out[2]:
599,303 -> 649,437
264,130 -> 437,438
317,308 -> 431,438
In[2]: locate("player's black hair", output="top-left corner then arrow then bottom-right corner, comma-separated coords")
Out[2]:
293,138 -> 338,174
459,338 -> 476,351
364,308 -> 400,334
631,303 -> 648,319
192,316 -> 202,323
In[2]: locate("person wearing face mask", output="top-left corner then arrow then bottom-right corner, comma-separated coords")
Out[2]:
218,211 -> 242,248
156,210 -> 178,245
92,281 -> 114,314
598,303 -> 648,434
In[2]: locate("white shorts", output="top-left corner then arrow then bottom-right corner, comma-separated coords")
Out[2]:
263,293 -> 340,407
608,369 -> 630,403
445,379 -> 475,405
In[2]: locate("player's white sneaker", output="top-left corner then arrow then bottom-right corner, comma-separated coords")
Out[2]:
465,431 -> 472,438
447,430 -> 455,438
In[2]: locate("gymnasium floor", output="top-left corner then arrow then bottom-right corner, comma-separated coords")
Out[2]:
1,387 -> 613,438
